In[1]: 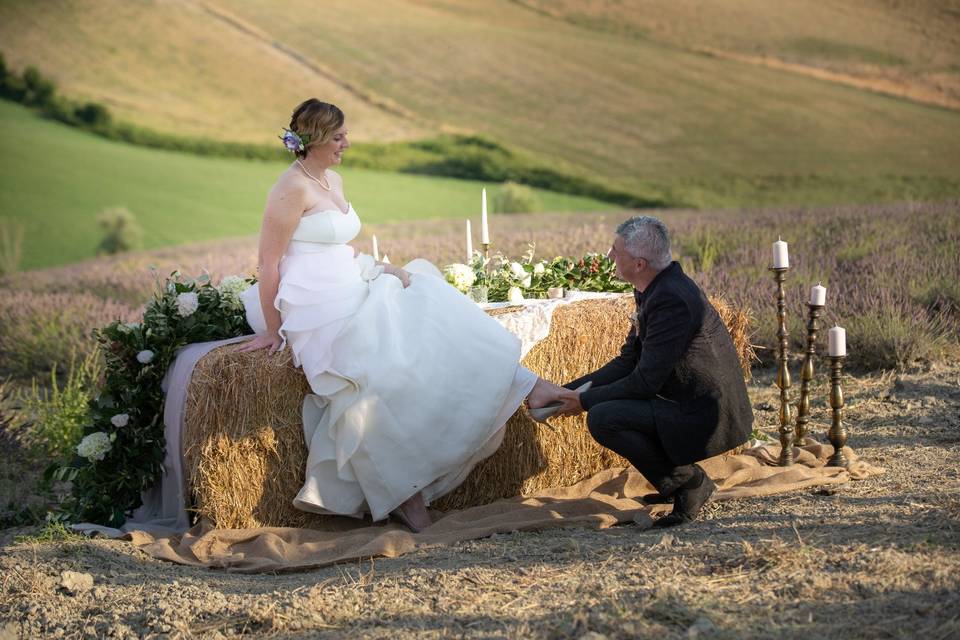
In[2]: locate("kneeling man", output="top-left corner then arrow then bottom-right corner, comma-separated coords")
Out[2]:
556,216 -> 753,527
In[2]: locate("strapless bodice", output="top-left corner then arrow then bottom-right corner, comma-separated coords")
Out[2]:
290,204 -> 361,245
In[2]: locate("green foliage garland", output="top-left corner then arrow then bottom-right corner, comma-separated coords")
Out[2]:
59,272 -> 253,525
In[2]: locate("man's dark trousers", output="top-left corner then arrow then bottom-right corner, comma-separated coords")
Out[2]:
586,399 -> 698,497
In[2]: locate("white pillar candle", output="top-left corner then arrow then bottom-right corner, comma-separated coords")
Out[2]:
772,237 -> 789,268
828,326 -> 846,356
372,235 -> 380,262
480,188 -> 490,244
810,283 -> 827,306
507,286 -> 523,304
466,219 -> 473,261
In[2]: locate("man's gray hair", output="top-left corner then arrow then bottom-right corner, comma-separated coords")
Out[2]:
616,216 -> 672,270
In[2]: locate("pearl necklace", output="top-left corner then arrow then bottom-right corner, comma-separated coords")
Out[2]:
296,159 -> 332,191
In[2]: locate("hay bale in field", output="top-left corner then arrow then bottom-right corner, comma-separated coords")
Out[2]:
183,295 -> 753,528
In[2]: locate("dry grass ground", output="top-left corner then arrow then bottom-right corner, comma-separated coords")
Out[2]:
2,361 -> 958,639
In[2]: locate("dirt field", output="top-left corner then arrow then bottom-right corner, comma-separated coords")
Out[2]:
2,360 -> 959,639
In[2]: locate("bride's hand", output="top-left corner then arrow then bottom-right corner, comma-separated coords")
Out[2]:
237,333 -> 284,354
383,265 -> 411,288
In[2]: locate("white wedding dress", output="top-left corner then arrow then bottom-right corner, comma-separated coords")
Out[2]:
242,204 -> 536,521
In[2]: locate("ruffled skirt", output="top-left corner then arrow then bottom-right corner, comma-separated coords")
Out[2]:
243,245 -> 535,521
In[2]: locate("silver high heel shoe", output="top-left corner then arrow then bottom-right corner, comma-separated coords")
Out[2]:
527,381 -> 592,430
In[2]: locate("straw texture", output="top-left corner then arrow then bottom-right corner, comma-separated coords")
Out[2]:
183,296 -> 752,528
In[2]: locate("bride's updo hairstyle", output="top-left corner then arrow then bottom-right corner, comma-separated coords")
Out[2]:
289,99 -> 344,159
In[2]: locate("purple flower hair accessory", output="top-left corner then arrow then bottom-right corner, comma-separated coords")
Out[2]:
279,128 -> 311,153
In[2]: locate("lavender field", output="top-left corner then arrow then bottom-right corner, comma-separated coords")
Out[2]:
1,201 -> 958,381
1,202 -> 960,638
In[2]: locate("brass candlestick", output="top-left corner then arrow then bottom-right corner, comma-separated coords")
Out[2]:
827,355 -> 848,467
481,242 -> 490,259
794,302 -> 824,444
770,267 -> 793,466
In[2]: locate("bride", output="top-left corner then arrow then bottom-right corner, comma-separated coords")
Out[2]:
239,99 -> 564,532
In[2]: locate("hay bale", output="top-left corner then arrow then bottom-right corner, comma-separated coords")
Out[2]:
183,348 -> 331,529
183,295 -> 752,528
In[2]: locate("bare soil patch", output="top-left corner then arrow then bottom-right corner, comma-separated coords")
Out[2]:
2,360 -> 959,638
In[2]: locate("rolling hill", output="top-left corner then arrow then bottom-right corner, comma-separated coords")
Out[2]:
0,101 -> 613,270
1,0 -> 958,209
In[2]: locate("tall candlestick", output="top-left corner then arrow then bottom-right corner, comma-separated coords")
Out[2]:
372,235 -> 379,262
810,283 -> 826,306
466,220 -> 473,262
480,188 -> 490,245
795,301 -> 824,443
827,355 -> 849,467
773,237 -> 789,268
828,326 -> 846,356
770,265 -> 793,466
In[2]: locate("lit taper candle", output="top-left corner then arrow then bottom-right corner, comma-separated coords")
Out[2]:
372,235 -> 380,262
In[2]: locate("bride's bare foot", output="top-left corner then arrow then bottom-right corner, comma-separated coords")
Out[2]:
526,377 -> 565,410
393,492 -> 431,532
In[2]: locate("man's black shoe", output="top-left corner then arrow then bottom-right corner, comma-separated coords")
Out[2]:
652,466 -> 716,528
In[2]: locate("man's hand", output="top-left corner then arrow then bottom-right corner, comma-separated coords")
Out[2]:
556,389 -> 584,416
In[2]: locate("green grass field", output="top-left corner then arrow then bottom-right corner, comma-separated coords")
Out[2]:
2,0 -> 958,209
0,101 -> 614,270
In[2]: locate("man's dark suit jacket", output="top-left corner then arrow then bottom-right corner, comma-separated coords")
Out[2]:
567,261 -> 753,466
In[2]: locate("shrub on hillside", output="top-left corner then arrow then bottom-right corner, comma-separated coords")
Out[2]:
96,207 -> 143,255
493,181 -> 541,213
21,66 -> 55,108
73,101 -> 111,128
0,52 -> 26,102
0,290 -> 136,380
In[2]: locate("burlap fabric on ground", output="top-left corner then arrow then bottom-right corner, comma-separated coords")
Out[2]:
122,442 -> 882,572
183,296 -> 754,528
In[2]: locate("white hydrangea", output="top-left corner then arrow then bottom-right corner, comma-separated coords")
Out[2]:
175,292 -> 199,317
533,262 -> 546,275
77,432 -> 112,461
509,262 -> 532,288
136,350 -> 154,364
217,275 -> 247,308
110,413 -> 129,428
444,263 -> 476,293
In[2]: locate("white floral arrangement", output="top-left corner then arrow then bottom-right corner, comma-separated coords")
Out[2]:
443,263 -> 477,293
442,246 -> 629,303
60,270 -> 256,526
